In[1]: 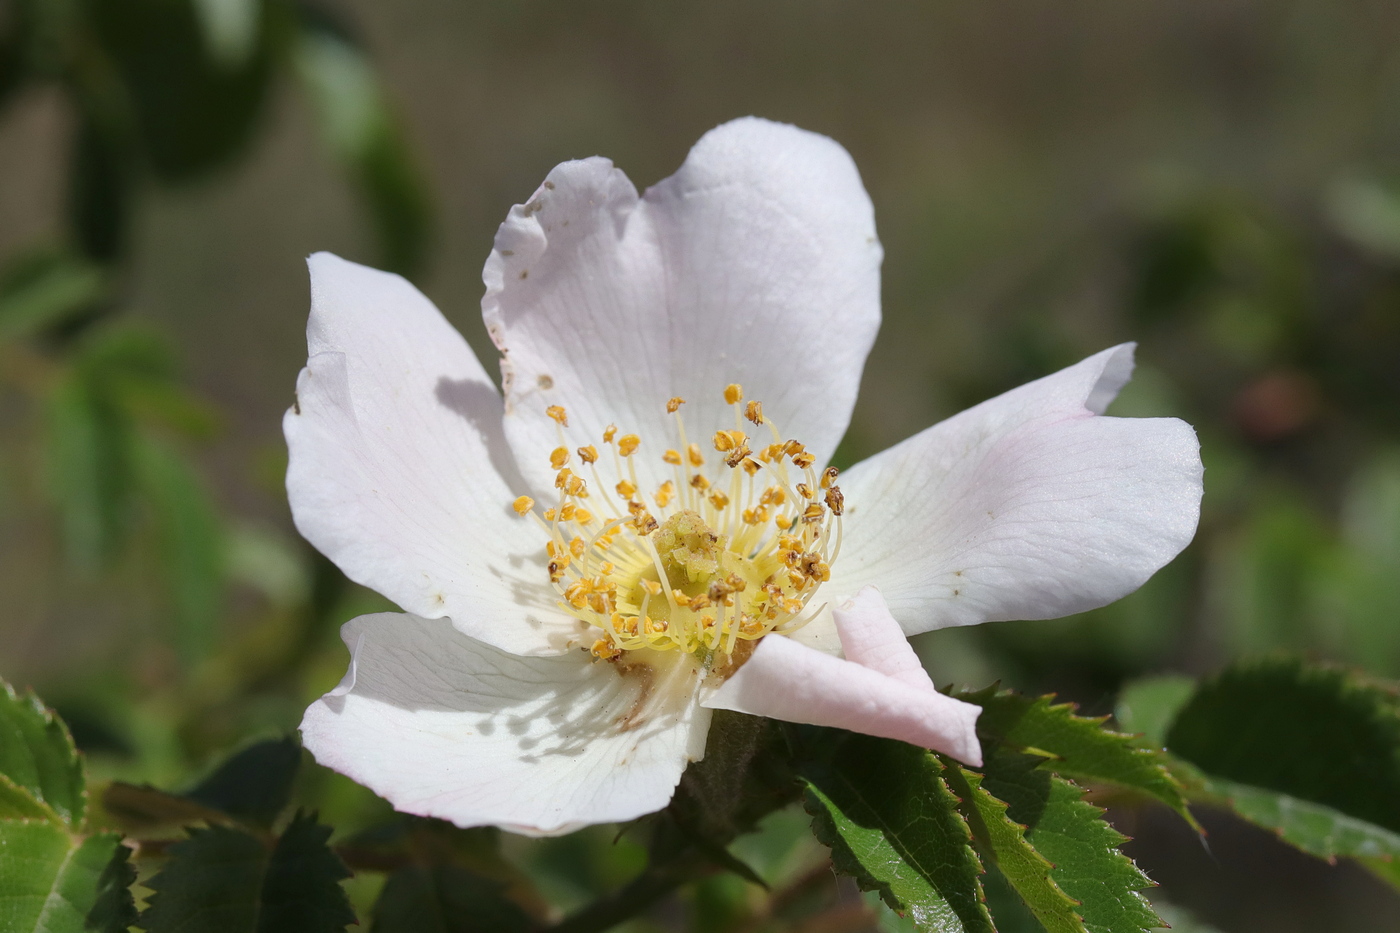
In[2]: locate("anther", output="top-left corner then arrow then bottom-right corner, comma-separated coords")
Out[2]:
555,468 -> 573,490
663,449 -> 682,465
708,490 -> 729,509
687,443 -> 704,467
821,466 -> 839,489
824,486 -> 845,516
792,451 -> 817,469
655,481 -> 676,508
666,397 -> 686,413
603,424 -> 618,443
745,400 -> 764,425
724,384 -> 743,405
546,405 -> 569,426
741,458 -> 762,476
724,446 -> 751,468
690,474 -> 711,491
616,479 -> 637,497
512,496 -> 534,516
797,483 -> 813,500
618,434 -> 641,457
550,446 -> 570,469
578,445 -> 599,464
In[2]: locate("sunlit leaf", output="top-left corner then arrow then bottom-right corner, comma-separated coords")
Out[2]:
0,682 -> 85,829
943,764 -> 1082,933
978,749 -> 1161,933
960,686 -> 1193,825
799,733 -> 992,933
0,823 -> 134,933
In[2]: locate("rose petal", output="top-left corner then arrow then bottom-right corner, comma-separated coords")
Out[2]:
833,586 -> 936,692
285,253 -> 580,656
703,634 -> 982,765
301,613 -> 711,836
482,117 -> 882,496
828,344 -> 1203,636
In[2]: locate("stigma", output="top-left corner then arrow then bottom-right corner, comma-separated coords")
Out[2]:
511,385 -> 844,663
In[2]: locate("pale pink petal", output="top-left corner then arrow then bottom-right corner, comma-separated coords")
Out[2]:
285,253 -> 581,656
301,613 -> 710,836
834,586 -> 935,692
703,634 -> 982,765
828,344 -> 1202,637
482,117 -> 882,496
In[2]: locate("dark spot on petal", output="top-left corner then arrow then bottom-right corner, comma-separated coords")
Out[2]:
537,374 -> 554,389
520,269 -> 529,280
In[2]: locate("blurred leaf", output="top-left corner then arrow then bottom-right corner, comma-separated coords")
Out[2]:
141,812 -> 353,933
102,782 -> 233,832
1114,676 -> 1196,749
943,765 -> 1080,933
371,865 -> 531,933
295,22 -> 432,277
1166,658 -> 1400,835
1324,175 -> 1400,260
192,0 -> 261,67
67,110 -> 134,263
0,823 -> 134,933
0,247 -> 108,340
799,733 -> 992,933
44,364 -> 131,567
337,819 -> 548,921
0,681 -> 86,829
959,686 -> 1193,825
105,737 -> 299,833
1188,770 -> 1400,863
185,737 -> 300,829
132,435 -> 226,665
85,0 -> 275,181
978,749 -> 1159,933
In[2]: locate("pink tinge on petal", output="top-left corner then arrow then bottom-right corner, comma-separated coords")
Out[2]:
833,586 -> 935,693
703,634 -> 983,766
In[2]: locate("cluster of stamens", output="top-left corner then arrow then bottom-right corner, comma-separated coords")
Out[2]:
511,385 -> 845,663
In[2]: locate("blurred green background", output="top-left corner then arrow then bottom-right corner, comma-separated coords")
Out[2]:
3,0 -> 1400,930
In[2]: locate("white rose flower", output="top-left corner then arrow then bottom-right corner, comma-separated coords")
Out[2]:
288,118 -> 1202,836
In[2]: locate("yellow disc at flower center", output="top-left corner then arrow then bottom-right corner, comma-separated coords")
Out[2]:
509,386 -> 844,662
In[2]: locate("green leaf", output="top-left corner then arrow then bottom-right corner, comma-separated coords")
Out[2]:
87,0 -> 274,181
0,822 -> 134,933
979,750 -> 1161,933
259,812 -> 356,933
942,764 -> 1082,933
0,682 -> 85,828
0,248 -> 108,340
1191,772 -> 1400,863
1166,658 -> 1400,835
140,812 -> 353,933
294,21 -> 432,277
1113,676 -> 1196,750
132,436 -> 227,665
799,733 -> 992,933
101,782 -> 236,832
371,865 -> 532,933
959,686 -> 1193,825
184,738 -> 300,829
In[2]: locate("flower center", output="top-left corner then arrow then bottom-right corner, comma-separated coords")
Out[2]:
511,385 -> 845,662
